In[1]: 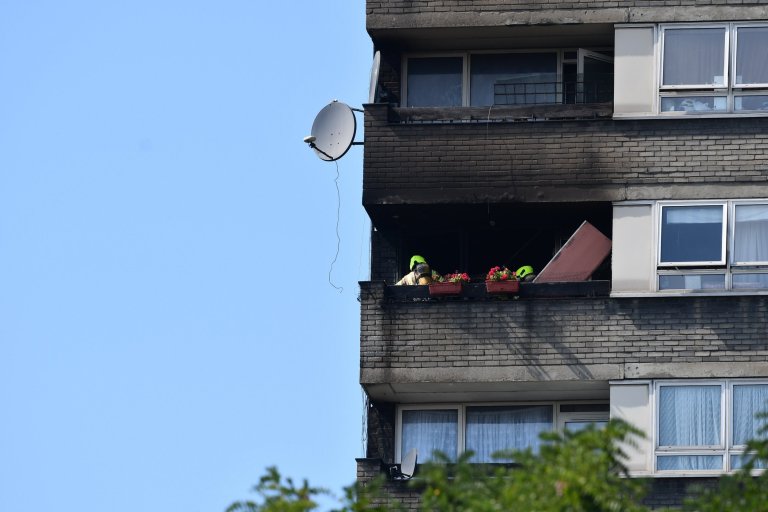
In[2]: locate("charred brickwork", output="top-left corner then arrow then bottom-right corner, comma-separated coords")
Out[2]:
363,104 -> 768,207
360,281 -> 768,378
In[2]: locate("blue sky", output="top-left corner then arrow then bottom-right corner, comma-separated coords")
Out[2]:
0,2 -> 370,510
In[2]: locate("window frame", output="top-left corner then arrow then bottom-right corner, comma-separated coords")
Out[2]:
653,379 -> 768,475
654,199 -> 768,292
657,202 -> 727,267
732,24 -> 768,89
658,22 -> 768,115
402,53 -> 468,108
659,24 -> 729,91
395,401 -> 608,463
401,49 -> 613,108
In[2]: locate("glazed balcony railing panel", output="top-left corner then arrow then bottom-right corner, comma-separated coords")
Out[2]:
359,281 -> 768,395
362,103 -> 768,206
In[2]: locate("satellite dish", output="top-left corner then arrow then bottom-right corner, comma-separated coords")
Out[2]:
308,101 -> 356,162
401,448 -> 418,477
368,51 -> 381,104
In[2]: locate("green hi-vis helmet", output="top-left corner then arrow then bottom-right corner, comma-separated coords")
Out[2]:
516,265 -> 534,280
410,254 -> 427,270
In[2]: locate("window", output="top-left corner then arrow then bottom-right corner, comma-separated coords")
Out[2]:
403,50 -> 612,108
406,57 -> 464,107
656,201 -> 768,291
660,23 -> 768,114
655,380 -> 768,473
396,402 -> 607,463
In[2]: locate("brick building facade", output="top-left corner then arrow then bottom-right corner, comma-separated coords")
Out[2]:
357,0 -> 768,507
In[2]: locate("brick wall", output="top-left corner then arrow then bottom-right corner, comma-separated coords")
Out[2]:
359,281 -> 768,374
357,455 -> 718,510
363,104 -> 768,206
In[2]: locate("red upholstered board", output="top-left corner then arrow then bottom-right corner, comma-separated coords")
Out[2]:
533,221 -> 612,283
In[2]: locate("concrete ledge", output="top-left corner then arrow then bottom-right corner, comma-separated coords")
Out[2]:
625,362 -> 768,379
368,6 -> 768,31
361,364 -> 623,384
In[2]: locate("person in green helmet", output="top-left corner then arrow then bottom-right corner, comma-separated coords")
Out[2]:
396,254 -> 442,285
516,265 -> 536,282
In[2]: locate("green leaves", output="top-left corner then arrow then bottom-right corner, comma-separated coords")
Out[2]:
415,419 -> 648,512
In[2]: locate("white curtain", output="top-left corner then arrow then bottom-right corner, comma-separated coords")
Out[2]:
736,27 -> 768,84
663,28 -> 725,86
465,406 -> 553,462
401,410 -> 458,462
734,205 -> 768,263
657,455 -> 722,471
658,385 -> 722,470
732,384 -> 768,446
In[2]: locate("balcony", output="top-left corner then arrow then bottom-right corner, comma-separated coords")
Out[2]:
359,280 -> 768,402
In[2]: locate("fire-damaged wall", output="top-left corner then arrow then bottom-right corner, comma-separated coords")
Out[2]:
360,281 -> 768,382
363,104 -> 768,207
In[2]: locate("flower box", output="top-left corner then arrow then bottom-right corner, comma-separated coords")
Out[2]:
428,282 -> 463,296
485,280 -> 520,294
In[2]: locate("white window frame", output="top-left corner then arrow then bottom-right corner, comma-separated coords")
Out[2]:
659,24 -> 729,90
401,49 -> 612,108
395,401 -> 608,463
395,404 -> 462,464
732,25 -> 768,89
657,202 -> 727,267
658,22 -> 768,115
653,379 -> 768,475
654,199 -> 768,292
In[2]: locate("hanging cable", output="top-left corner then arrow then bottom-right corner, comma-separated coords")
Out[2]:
328,160 -> 343,293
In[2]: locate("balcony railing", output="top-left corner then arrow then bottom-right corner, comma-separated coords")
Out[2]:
493,73 -> 613,106
383,281 -> 610,302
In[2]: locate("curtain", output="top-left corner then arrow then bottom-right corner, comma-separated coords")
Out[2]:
465,405 -> 553,462
657,455 -> 722,471
732,384 -> 768,446
659,385 -> 721,447
401,409 -> 458,462
658,386 -> 722,470
663,28 -> 725,86
734,205 -> 768,263
736,27 -> 768,84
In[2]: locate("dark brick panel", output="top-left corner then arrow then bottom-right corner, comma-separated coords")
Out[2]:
359,282 -> 768,371
358,455 -> 718,510
363,104 -> 768,206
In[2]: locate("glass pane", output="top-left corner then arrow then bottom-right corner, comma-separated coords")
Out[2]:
732,274 -> 768,289
564,420 -> 608,433
582,57 -> 613,103
407,57 -> 463,107
659,385 -> 721,447
657,455 -> 722,470
735,95 -> 768,111
659,274 -> 725,290
733,384 -> 768,445
465,405 -> 553,462
471,53 -> 558,106
660,206 -> 724,263
736,27 -> 768,84
731,454 -> 768,469
734,204 -> 768,263
663,28 -> 726,86
402,409 -> 458,462
660,96 -> 727,112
